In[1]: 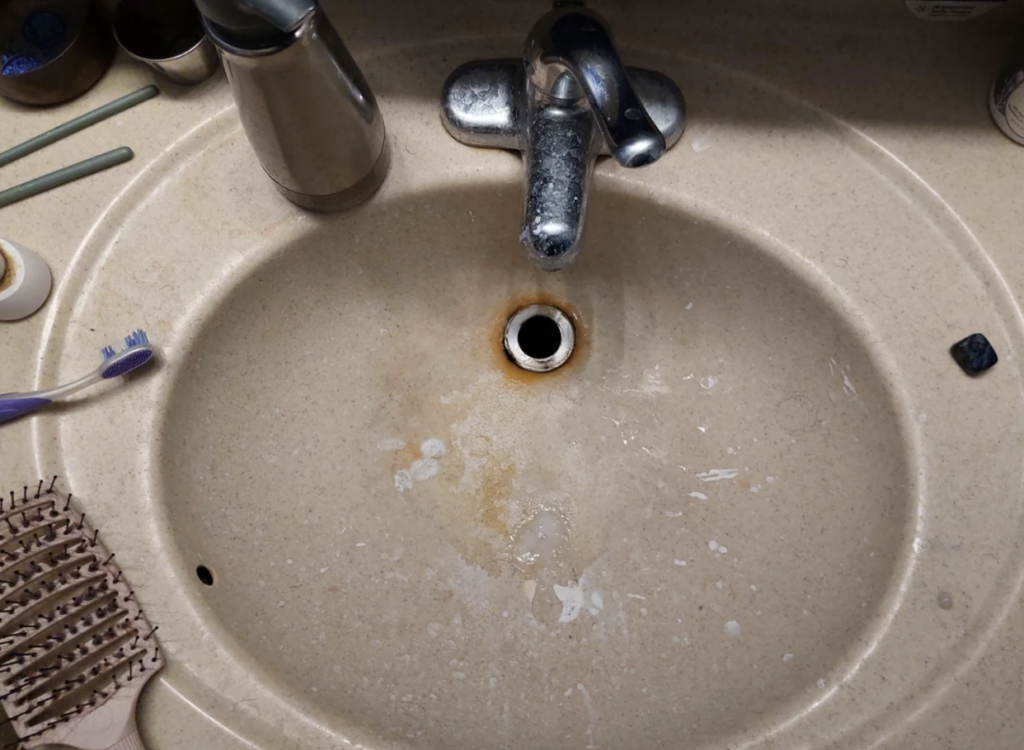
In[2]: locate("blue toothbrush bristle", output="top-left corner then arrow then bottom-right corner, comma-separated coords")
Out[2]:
124,330 -> 149,348
101,349 -> 153,378
100,346 -> 116,361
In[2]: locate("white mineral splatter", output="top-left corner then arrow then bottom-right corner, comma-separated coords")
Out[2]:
640,369 -> 670,394
696,468 -> 739,482
513,511 -> 566,566
420,438 -> 447,458
575,683 -> 600,749
842,371 -> 857,397
692,129 -> 716,153
394,469 -> 413,492
553,585 -> 584,623
554,581 -> 603,623
393,438 -> 446,491
724,621 -> 741,638
409,458 -> 440,481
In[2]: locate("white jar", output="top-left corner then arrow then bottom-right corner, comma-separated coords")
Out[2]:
0,237 -> 52,321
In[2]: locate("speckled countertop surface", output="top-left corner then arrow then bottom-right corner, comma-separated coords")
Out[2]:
2,1 -> 1024,748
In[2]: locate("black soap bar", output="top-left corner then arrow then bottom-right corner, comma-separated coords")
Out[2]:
950,333 -> 998,375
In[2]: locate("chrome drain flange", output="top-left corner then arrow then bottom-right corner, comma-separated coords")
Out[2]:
503,304 -> 575,373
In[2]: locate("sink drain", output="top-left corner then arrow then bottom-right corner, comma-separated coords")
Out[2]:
504,304 -> 575,372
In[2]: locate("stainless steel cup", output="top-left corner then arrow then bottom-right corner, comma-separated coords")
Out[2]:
113,0 -> 220,85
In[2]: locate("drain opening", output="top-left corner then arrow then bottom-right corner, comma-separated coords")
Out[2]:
504,304 -> 575,373
518,315 -> 562,359
196,565 -> 214,586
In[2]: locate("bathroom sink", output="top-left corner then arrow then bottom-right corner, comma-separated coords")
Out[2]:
25,35 -> 1024,750
160,183 -> 906,749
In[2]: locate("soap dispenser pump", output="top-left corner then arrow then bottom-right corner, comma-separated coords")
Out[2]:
195,0 -> 389,211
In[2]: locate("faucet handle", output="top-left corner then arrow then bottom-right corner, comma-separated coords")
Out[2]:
525,3 -> 666,168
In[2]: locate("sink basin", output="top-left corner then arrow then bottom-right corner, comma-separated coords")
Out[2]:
161,183 -> 907,749
27,39 -> 1024,750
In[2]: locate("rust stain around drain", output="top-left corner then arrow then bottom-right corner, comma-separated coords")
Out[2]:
382,293 -> 596,576
491,292 -> 590,384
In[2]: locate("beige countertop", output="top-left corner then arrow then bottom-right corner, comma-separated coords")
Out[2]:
2,1 -> 1024,748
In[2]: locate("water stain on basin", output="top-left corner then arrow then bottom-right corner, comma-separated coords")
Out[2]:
161,184 -> 911,750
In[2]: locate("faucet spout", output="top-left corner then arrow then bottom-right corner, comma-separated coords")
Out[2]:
518,2 -> 668,269
520,96 -> 597,271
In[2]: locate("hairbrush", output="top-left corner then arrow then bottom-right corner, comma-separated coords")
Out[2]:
0,478 -> 162,749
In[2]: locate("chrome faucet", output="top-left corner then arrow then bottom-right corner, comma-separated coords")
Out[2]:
441,1 -> 685,271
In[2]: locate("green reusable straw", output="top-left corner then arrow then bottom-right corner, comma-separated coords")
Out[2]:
0,147 -> 134,208
0,85 -> 158,169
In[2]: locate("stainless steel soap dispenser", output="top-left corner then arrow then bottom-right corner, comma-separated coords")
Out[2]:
194,0 -> 389,211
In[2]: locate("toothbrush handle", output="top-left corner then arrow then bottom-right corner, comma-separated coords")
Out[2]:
0,396 -> 51,424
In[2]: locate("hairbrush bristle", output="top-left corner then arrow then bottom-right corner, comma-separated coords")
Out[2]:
0,479 -> 162,748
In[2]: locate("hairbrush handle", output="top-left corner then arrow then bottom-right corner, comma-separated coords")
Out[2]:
56,687 -> 153,750
107,728 -> 147,750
